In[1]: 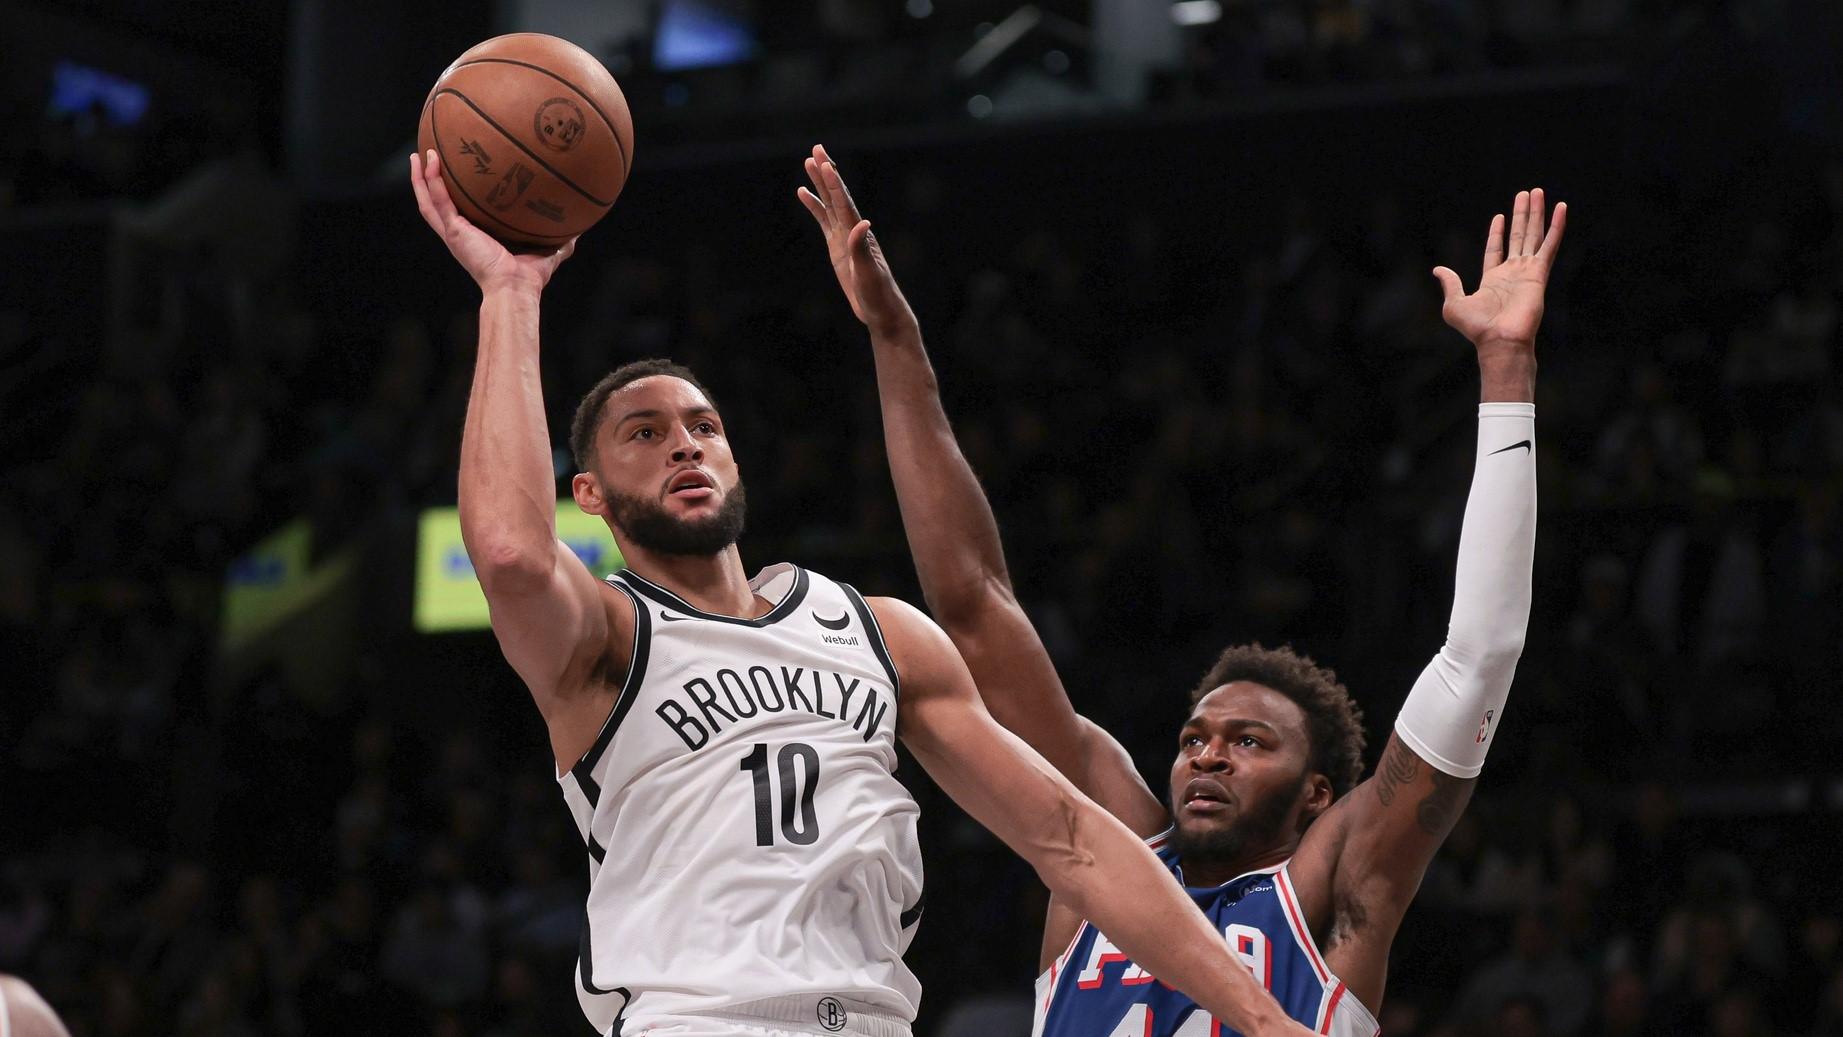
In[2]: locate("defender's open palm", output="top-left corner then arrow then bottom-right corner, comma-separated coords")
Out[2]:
1433,188 -> 1567,351
797,145 -> 915,334
410,150 -> 576,293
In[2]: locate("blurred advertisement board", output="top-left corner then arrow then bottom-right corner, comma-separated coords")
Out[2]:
414,502 -> 623,632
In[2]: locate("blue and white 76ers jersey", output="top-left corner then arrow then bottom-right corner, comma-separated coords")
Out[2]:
1033,832 -> 1378,1037
557,564 -> 924,1036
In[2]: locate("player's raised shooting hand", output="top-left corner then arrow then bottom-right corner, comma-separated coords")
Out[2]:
411,150 -> 576,295
797,145 -> 917,336
1433,188 -> 1567,357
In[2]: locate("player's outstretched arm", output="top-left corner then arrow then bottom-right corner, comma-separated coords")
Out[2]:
412,153 -> 623,763
798,146 -> 1165,839
1298,189 -> 1563,1008
879,597 -> 1315,1037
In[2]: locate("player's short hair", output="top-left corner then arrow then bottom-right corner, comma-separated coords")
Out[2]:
1188,643 -> 1367,798
570,359 -> 720,472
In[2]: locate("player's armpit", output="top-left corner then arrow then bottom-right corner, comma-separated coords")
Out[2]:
1293,732 -> 1477,1011
479,538 -> 632,768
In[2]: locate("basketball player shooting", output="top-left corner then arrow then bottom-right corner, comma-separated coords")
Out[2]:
803,147 -> 1564,1036
409,152 -> 1317,1037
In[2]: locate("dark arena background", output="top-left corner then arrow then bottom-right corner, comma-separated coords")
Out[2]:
4,1 -> 1843,1035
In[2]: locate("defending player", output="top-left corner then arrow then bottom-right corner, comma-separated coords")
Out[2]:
409,153 -> 1316,1037
802,146 -> 1563,1035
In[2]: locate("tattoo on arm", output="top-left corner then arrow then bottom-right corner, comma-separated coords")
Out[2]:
1416,769 -> 1466,837
1374,738 -> 1419,807
1374,738 -> 1469,836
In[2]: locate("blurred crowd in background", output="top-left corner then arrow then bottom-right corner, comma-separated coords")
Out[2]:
3,1 -> 1843,1035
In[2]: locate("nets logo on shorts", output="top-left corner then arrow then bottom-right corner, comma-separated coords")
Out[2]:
816,997 -> 847,1032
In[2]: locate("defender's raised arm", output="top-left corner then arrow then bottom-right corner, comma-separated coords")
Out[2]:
799,147 -> 1167,842
1293,188 -> 1564,1010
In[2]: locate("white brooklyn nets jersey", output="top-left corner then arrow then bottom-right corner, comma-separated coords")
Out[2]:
557,563 -> 924,1036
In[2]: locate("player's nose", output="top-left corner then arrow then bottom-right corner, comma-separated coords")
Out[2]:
668,425 -> 704,464
1191,739 -> 1232,772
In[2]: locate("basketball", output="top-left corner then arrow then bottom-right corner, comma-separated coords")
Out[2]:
416,33 -> 633,250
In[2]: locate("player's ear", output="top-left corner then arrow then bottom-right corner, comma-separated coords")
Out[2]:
572,471 -> 605,516
1300,772 -> 1334,825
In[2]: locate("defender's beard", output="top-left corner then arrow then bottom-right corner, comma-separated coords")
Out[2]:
606,479 -> 748,557
1168,774 -> 1304,870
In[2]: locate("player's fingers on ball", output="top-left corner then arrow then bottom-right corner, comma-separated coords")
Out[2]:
424,168 -> 460,225
409,156 -> 438,219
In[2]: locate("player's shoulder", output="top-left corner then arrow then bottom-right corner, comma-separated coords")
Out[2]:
859,596 -> 953,666
860,593 -> 933,632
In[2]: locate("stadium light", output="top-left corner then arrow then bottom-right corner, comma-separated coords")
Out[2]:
1171,0 -> 1222,26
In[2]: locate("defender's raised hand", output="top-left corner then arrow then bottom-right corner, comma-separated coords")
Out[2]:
1433,188 -> 1567,353
410,150 -> 576,294
797,145 -> 917,334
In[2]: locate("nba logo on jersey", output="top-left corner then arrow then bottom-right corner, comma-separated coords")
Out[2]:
1033,834 -> 1379,1037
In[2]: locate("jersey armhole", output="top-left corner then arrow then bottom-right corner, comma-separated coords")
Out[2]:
839,583 -> 901,702
1277,864 -> 1381,1035
1034,920 -> 1089,1037
568,579 -> 652,789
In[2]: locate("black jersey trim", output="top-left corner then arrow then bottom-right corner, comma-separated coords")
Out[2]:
577,906 -> 622,996
839,583 -> 900,704
614,565 -> 811,628
572,580 -> 652,795
899,890 -> 926,929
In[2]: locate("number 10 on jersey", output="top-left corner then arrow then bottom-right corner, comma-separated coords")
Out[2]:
740,743 -> 821,846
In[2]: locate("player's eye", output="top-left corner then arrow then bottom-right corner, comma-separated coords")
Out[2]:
632,427 -> 656,441
1237,735 -> 1261,749
1181,734 -> 1204,749
694,420 -> 716,435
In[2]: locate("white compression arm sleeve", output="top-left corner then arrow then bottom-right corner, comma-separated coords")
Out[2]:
1394,402 -> 1537,778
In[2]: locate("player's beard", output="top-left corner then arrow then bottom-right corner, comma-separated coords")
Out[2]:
1168,773 -> 1304,869
606,479 -> 749,557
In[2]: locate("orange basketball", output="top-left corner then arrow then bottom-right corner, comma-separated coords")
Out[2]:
417,33 -> 634,250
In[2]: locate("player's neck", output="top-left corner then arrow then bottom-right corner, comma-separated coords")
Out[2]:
1178,841 -> 1297,887
624,545 -> 768,618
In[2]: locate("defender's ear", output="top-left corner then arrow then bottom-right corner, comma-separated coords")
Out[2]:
1300,773 -> 1334,827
